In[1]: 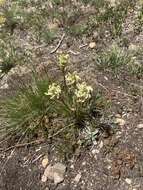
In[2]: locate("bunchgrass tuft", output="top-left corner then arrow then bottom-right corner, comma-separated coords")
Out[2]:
0,78 -> 51,138
0,54 -> 106,158
96,44 -> 132,74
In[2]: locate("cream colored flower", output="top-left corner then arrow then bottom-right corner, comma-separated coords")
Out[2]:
45,83 -> 61,99
128,44 -> 138,52
58,54 -> 69,68
65,71 -> 81,86
0,15 -> 6,24
75,82 -> 93,103
0,0 -> 5,6
107,0 -> 118,7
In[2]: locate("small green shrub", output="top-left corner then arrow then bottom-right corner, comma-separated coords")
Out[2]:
135,3 -> 143,33
0,54 -> 105,158
96,43 -> 143,78
96,44 -> 132,74
138,4 -> 143,26
128,60 -> 143,78
96,1 -> 131,37
0,37 -> 17,73
127,47 -> 143,78
84,0 -> 136,38
0,1 -> 26,33
44,54 -> 99,128
66,24 -> 88,37
0,34 -> 32,73
0,1 -> 57,43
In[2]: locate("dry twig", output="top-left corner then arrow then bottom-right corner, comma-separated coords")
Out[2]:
0,123 -> 74,152
50,33 -> 65,54
0,139 -> 44,152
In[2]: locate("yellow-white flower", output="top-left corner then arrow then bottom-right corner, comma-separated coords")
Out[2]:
58,54 -> 69,68
65,71 -> 81,86
75,82 -> 93,103
45,83 -> 61,99
0,15 -> 6,24
0,0 -> 5,6
110,0 -> 116,7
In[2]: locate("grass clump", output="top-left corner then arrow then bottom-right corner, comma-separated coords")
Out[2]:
84,0 -> 136,38
96,44 -> 132,74
135,3 -> 143,33
44,54 -> 105,158
128,46 -> 143,78
96,43 -> 143,78
0,78 -> 51,138
0,0 -> 57,43
0,34 -> 32,74
44,54 -> 103,128
0,54 -> 105,158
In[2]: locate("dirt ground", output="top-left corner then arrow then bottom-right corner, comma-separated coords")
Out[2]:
0,44 -> 143,189
0,1 -> 143,189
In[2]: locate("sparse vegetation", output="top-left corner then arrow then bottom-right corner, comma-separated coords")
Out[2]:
0,76 -> 51,138
96,44 -> 132,74
0,1 -> 143,187
96,43 -> 143,78
0,54 -> 106,157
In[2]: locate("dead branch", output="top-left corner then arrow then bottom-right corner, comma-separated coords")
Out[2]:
50,33 -> 65,54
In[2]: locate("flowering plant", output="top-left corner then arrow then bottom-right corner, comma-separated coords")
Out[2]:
75,82 -> 93,103
0,0 -> 5,6
58,54 -> 69,68
45,83 -> 61,99
65,71 -> 81,86
0,15 -> 6,24
45,54 -> 96,128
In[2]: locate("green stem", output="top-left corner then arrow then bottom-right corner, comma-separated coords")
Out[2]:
62,67 -> 68,92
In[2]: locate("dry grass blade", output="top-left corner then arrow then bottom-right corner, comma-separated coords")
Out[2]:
50,33 -> 65,54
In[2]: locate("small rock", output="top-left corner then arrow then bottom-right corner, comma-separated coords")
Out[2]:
41,163 -> 66,184
107,165 -> 111,169
45,188 -> 49,190
48,22 -> 59,30
53,163 -> 66,184
70,164 -> 74,169
137,124 -> 143,129
41,164 -> 53,182
89,42 -> 96,49
115,118 -> 126,126
0,83 -> 8,89
93,140 -> 97,145
94,149 -> 100,154
94,154 -> 97,160
42,157 -> 49,168
91,149 -> 96,155
115,114 -> 121,118
104,76 -> 108,81
125,178 -> 132,185
41,175 -> 48,183
74,173 -> 81,183
82,162 -> 86,166
99,141 -> 103,149
53,172 -> 63,184
36,147 -> 41,152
